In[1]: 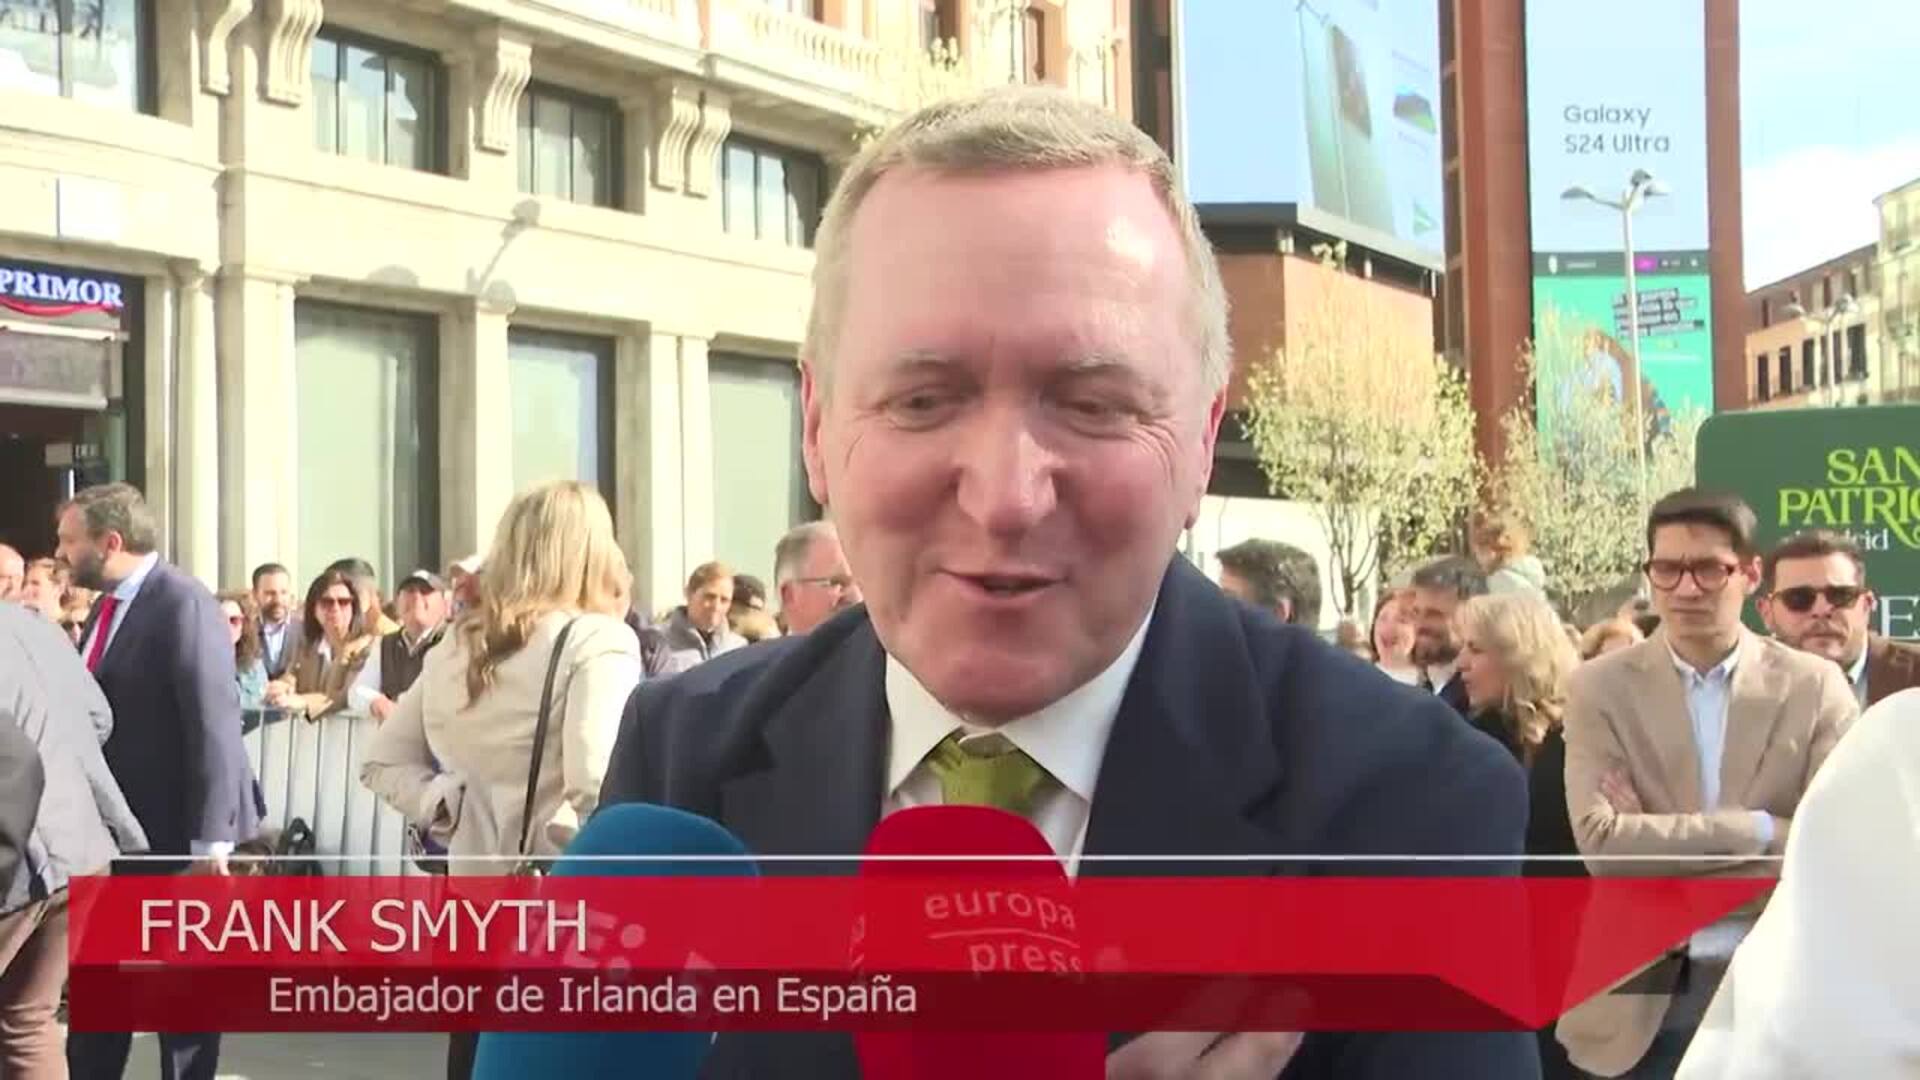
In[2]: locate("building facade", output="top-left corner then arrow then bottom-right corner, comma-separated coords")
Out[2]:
0,0 -> 1130,606
1743,244 -> 1880,410
1877,177 -> 1920,402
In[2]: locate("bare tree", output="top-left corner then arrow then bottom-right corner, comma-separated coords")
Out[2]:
1243,244 -> 1481,617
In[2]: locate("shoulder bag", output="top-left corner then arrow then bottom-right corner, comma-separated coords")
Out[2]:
510,616 -> 581,877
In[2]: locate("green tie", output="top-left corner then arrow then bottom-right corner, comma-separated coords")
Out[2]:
924,730 -> 1054,817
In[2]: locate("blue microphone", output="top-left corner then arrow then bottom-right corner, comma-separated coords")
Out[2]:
471,803 -> 758,1080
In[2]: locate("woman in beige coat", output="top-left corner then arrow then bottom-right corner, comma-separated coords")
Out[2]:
361,481 -> 642,1078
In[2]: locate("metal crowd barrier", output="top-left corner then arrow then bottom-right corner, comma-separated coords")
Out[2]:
242,708 -> 419,876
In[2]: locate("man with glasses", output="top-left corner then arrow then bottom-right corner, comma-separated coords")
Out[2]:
1557,489 -> 1856,1080
774,521 -> 862,635
1758,529 -> 1920,708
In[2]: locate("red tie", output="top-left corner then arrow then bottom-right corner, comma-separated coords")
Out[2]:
85,595 -> 121,673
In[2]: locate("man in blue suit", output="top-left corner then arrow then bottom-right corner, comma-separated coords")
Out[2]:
55,483 -> 257,1080
603,87 -> 1534,1079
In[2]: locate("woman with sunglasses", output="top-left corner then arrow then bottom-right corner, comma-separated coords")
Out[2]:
266,569 -> 376,720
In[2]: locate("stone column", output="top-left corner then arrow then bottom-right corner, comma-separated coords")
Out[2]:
172,262 -> 221,584
216,268 -> 302,586
616,328 -> 688,615
676,333 -> 714,580
441,298 -> 516,561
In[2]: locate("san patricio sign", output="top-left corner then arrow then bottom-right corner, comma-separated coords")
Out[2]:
1698,406 -> 1920,639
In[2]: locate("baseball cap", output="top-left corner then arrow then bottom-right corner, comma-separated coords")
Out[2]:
398,569 -> 446,593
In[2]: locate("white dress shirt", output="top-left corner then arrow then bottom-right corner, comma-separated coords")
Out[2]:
1420,660 -> 1458,693
1667,641 -> 1772,962
1676,688 -> 1920,1079
883,612 -> 1153,877
261,619 -> 291,671
1846,648 -> 1869,707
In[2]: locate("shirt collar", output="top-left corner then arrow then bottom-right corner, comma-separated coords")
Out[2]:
1847,646 -> 1869,690
111,552 -> 160,601
1668,634 -> 1742,685
885,605 -> 1155,804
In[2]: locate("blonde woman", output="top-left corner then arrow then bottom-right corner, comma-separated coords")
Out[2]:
1454,592 -> 1583,870
1456,591 -> 1584,1079
361,481 -> 641,1078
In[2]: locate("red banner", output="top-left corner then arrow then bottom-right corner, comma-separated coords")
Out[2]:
68,875 -> 1770,1032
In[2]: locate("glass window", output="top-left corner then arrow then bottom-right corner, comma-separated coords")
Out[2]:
723,142 -> 758,237
311,37 -> 340,153
0,0 -> 148,111
293,303 -> 437,588
508,329 -> 611,495
1755,356 -> 1770,401
516,84 -> 621,208
311,30 -> 441,172
718,138 -> 823,248
709,354 -> 813,587
1023,6 -> 1046,83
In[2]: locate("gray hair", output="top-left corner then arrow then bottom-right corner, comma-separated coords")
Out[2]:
802,86 -> 1230,398
774,521 -> 839,586
62,482 -> 159,555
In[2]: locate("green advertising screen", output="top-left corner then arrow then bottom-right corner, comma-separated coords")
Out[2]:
1533,271 -> 1715,417
1697,406 -> 1920,639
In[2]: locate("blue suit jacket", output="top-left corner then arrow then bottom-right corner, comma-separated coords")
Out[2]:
83,561 -> 257,862
602,557 -> 1538,1079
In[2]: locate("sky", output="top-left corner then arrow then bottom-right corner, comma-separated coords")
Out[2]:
1741,0 -> 1920,288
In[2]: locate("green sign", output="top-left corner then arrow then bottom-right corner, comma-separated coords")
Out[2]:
1533,270 -> 1715,417
1697,406 -> 1920,639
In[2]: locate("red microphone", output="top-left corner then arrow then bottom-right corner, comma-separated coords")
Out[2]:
853,805 -> 1105,1079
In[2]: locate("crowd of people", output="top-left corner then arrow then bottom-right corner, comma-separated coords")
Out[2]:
3,85 -> 1917,1080
1219,490 -> 1918,1078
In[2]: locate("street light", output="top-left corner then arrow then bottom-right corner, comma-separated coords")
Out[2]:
1562,169 -> 1669,514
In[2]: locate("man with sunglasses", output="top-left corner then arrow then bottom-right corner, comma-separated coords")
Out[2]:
1758,529 -> 1920,708
1557,489 -> 1856,1080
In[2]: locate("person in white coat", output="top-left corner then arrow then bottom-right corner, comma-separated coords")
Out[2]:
1675,686 -> 1920,1080
361,480 -> 642,1080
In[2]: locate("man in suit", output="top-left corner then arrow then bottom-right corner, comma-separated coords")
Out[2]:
0,722 -> 41,898
0,601 -> 148,1077
251,561 -> 302,680
1559,489 -> 1855,1079
603,87 -> 1535,1079
1757,528 -> 1920,708
54,482 -> 257,1080
1408,555 -> 1488,716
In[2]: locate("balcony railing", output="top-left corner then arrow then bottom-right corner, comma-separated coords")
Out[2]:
704,0 -> 886,100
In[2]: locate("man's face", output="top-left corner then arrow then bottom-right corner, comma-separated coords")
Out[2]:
0,549 -> 21,600
1409,587 -> 1462,666
55,508 -> 113,591
781,535 -> 862,635
254,571 -> 293,624
687,578 -> 734,633
1647,524 -> 1758,645
1760,553 -> 1872,666
804,165 -> 1224,720
397,586 -> 448,635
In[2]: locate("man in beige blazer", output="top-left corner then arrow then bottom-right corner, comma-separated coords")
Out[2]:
1558,489 -> 1856,1079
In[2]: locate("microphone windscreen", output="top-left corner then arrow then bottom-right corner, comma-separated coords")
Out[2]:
471,803 -> 756,1080
854,805 -> 1104,1079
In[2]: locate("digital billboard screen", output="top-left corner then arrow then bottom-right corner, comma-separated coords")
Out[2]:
1175,0 -> 1444,269
1524,0 -> 1715,416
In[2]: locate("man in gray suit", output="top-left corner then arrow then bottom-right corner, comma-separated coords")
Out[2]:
0,725 -> 41,903
0,601 -> 148,1078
